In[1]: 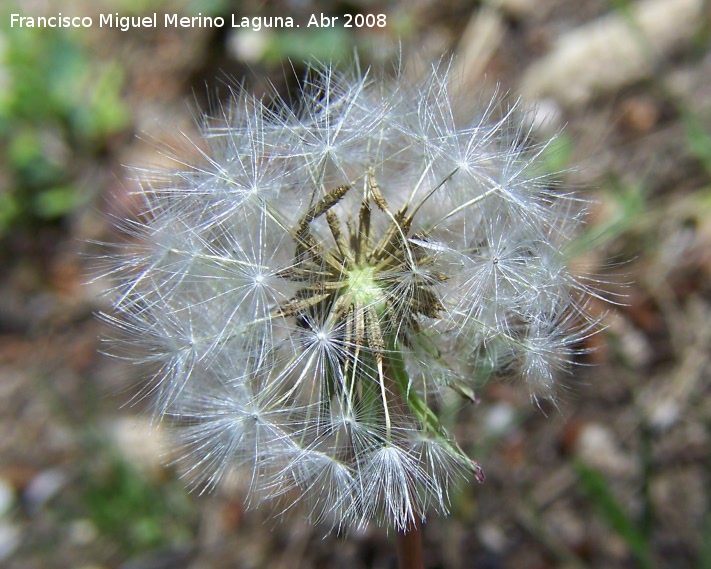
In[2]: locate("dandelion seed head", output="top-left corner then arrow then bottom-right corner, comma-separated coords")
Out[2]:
99,59 -> 603,532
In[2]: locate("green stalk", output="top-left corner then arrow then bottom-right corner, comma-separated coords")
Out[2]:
385,335 -> 474,471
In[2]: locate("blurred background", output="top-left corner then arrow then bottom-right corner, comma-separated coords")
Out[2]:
1,0 -> 710,567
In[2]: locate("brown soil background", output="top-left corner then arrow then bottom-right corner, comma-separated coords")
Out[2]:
1,0 -> 710,568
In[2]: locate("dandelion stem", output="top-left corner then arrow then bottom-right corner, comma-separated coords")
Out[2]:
396,518 -> 425,569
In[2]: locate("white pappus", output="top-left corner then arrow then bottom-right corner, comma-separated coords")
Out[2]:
98,60 -> 600,533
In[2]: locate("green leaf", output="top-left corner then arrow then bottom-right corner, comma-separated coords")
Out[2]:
682,112 -> 711,176
701,511 -> 711,569
575,461 -> 655,569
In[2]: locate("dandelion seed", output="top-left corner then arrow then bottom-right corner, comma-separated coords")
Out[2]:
99,60 -> 601,533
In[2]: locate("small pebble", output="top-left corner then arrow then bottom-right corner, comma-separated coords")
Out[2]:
24,469 -> 67,512
0,522 -> 20,563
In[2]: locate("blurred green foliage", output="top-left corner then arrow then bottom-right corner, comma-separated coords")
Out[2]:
82,452 -> 194,555
572,177 -> 649,259
97,0 -> 231,16
260,28 -> 354,65
0,15 -> 129,235
540,131 -> 574,174
682,111 -> 711,178
576,461 -> 656,569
